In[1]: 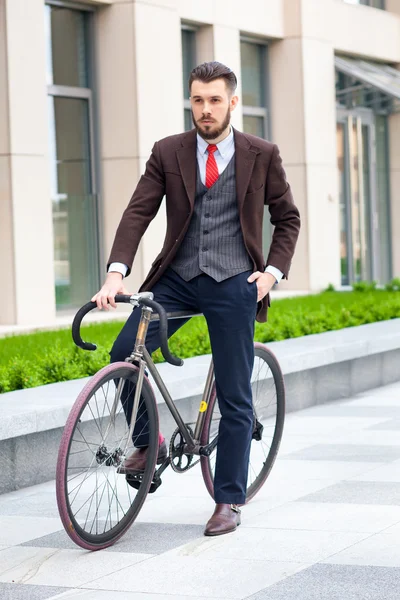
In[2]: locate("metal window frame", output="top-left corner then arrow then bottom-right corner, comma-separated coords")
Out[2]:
181,24 -> 198,129
181,22 -> 199,33
343,0 -> 385,8
240,36 -> 272,257
240,37 -> 270,139
46,0 -> 102,296
46,0 -> 95,11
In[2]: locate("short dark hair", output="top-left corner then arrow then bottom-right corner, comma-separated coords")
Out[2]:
189,61 -> 237,95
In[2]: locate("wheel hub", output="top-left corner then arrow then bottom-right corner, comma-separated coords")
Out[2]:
95,445 -> 123,467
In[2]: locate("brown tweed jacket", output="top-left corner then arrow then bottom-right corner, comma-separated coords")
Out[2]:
108,127 -> 300,322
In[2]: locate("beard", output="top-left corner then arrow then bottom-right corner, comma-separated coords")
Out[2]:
192,107 -> 231,140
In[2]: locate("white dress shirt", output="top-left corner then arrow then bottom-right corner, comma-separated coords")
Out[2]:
109,128 -> 283,283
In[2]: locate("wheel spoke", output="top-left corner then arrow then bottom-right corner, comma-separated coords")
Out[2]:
58,365 -> 160,549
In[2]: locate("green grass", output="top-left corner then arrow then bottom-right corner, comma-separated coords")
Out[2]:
1,288 -> 399,394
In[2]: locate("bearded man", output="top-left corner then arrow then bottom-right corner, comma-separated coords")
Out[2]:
92,61 -> 300,536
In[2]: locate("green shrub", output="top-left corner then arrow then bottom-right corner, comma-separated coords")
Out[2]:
385,278 -> 400,292
324,283 -> 336,292
352,280 -> 377,292
1,289 -> 400,393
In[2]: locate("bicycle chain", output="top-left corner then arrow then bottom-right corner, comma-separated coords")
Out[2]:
168,425 -> 201,473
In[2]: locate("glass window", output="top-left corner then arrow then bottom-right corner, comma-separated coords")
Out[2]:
375,115 -> 392,282
46,3 -> 100,310
241,42 -> 265,107
343,0 -> 385,9
243,115 -> 265,138
240,40 -> 268,137
337,122 -> 350,284
181,27 -> 197,131
241,39 -> 271,254
46,5 -> 89,87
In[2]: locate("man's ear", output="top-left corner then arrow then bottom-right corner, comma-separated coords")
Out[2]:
230,95 -> 239,112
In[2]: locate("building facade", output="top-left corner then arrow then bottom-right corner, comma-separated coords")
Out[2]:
1,0 -> 400,326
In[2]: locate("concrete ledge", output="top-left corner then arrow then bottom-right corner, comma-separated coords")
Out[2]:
1,319 -> 400,493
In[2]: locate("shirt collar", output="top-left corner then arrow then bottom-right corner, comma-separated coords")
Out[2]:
197,126 -> 234,157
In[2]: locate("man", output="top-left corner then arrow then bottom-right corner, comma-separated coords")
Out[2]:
92,61 -> 300,536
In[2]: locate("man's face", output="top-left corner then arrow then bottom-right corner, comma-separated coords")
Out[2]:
190,78 -> 238,140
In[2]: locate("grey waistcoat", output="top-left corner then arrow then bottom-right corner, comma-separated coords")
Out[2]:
170,155 -> 252,282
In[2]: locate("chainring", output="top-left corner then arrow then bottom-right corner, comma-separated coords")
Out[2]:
169,425 -> 200,473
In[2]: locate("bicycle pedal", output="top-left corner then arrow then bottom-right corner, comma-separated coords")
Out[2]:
125,472 -> 162,494
148,476 -> 162,493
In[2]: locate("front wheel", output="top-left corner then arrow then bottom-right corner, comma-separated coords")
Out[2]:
200,342 -> 285,502
56,362 -> 159,550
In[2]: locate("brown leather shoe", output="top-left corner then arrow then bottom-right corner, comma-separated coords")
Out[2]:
204,503 -> 241,536
117,440 -> 168,474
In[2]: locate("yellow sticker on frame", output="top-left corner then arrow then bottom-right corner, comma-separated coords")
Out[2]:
199,401 -> 208,413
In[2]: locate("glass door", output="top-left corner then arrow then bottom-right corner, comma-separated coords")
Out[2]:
337,109 -> 377,285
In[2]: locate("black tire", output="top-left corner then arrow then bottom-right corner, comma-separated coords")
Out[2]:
56,362 -> 159,550
200,342 -> 285,502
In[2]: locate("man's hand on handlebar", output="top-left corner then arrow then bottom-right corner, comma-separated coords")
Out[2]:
91,272 -> 131,310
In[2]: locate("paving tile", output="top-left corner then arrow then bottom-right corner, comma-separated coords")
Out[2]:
246,563 -> 400,600
327,429 -> 400,447
0,546 -> 152,587
368,419 -> 400,431
266,459 -> 379,481
0,490 -> 60,518
133,495 -> 213,525
0,516 -> 63,545
242,477 -> 339,513
0,583 -> 69,600
23,522 -> 205,555
298,405 -> 400,419
49,591 -> 211,600
244,501 -> 400,533
352,459 -> 400,482
282,416 -> 388,436
298,481 -> 400,505
282,443 -> 400,462
81,554 -> 309,598
322,528 -> 400,568
171,527 -> 370,564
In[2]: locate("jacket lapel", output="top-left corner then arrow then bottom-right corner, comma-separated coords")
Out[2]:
176,129 -> 197,209
233,128 -> 259,214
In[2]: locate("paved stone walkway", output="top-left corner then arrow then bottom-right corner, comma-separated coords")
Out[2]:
1,381 -> 400,599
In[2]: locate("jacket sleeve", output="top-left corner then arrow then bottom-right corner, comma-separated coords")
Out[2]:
264,144 -> 301,279
107,142 -> 165,276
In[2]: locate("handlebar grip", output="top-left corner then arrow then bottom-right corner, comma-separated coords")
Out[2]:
72,295 -> 133,351
138,297 -> 184,367
72,302 -> 98,350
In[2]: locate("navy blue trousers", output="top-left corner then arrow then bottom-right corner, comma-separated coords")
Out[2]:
110,268 -> 257,504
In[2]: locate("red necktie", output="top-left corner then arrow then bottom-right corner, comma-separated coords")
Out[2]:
205,144 -> 219,188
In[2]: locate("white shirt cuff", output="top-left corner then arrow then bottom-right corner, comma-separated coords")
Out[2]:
264,265 -> 283,283
108,262 -> 128,277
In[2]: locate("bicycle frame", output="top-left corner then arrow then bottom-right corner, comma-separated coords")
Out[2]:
113,302 -> 216,457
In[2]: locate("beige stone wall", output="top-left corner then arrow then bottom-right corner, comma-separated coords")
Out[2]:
0,0 -> 16,325
385,0 -> 400,17
1,0 -> 54,325
270,0 -> 340,292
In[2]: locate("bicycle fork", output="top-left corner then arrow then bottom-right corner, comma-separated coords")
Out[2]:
108,305 -> 153,457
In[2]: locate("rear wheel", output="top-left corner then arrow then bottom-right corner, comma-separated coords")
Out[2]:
56,362 -> 159,550
200,342 -> 285,502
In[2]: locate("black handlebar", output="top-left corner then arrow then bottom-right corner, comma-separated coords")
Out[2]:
71,294 -> 183,367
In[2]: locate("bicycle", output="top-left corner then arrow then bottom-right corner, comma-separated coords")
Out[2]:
56,292 -> 285,550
